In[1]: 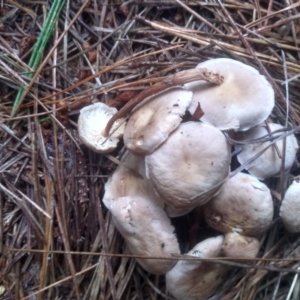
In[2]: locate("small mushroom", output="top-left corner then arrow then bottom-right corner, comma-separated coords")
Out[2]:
222,232 -> 260,259
145,121 -> 231,217
78,102 -> 126,153
185,58 -> 274,131
124,87 -> 193,155
166,235 -> 228,300
104,195 -> 180,274
234,123 -> 298,180
203,172 -> 273,237
280,179 -> 300,233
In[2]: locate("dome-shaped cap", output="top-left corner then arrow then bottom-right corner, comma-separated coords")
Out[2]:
145,121 -> 231,217
185,58 -> 274,131
222,232 -> 260,259
103,151 -> 163,208
106,195 -> 180,274
204,172 -> 274,236
235,123 -> 298,180
103,152 -> 177,274
166,236 -> 227,300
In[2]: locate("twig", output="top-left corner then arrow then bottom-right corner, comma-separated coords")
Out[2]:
103,67 -> 224,137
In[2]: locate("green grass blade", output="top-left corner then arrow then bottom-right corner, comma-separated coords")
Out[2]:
11,0 -> 66,116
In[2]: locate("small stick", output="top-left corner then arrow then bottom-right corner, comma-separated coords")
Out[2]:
102,68 -> 223,137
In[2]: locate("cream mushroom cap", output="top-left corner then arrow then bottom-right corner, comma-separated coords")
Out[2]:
166,236 -> 227,300
204,172 -> 273,236
280,179 -> 300,233
235,123 -> 298,180
124,87 -> 193,155
105,195 -> 180,274
222,232 -> 260,259
185,58 -> 274,131
103,151 -> 163,208
145,121 -> 231,217
78,102 -> 126,153
103,152 -> 177,274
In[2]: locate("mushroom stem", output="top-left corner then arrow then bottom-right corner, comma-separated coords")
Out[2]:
102,68 -> 223,137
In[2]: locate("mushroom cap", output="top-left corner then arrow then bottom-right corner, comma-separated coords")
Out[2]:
78,102 -> 126,153
185,58 -> 274,131
166,236 -> 228,300
124,87 -> 193,155
145,122 -> 231,217
280,179 -> 300,233
235,123 -> 298,180
204,172 -> 274,236
105,196 -> 180,274
103,151 -> 163,209
222,232 -> 260,259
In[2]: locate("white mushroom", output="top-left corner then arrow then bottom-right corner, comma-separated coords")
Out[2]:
280,179 -> 300,233
124,87 -> 193,155
145,121 -> 231,217
222,232 -> 260,259
185,58 -> 274,131
234,123 -> 298,180
203,172 -> 274,236
103,152 -> 178,274
104,196 -> 180,274
166,235 -> 228,300
104,151 -> 163,208
78,102 -> 126,153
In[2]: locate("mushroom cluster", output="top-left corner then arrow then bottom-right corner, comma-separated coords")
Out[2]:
77,58 -> 298,300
